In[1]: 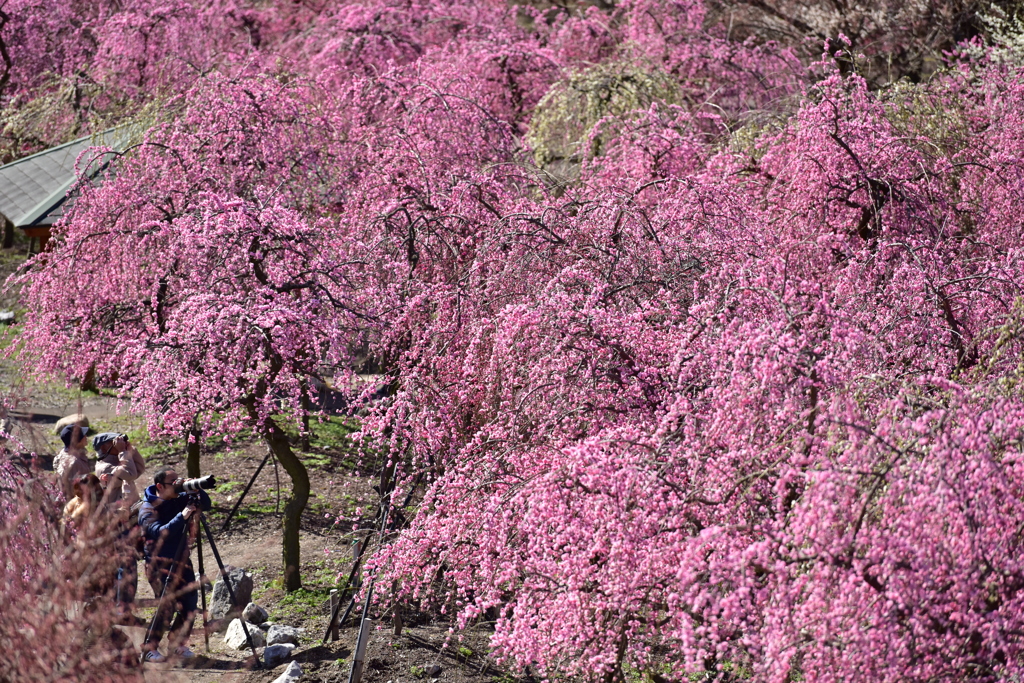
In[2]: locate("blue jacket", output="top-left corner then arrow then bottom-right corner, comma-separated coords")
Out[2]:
138,484 -> 211,562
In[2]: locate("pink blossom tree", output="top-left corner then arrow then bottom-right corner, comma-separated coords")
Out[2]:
12,71 -> 369,591
9,0 -> 1024,680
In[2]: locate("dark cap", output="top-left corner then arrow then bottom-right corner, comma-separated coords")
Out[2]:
92,432 -> 121,451
59,423 -> 91,448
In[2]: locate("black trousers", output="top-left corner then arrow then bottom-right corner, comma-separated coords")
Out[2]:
145,557 -> 198,649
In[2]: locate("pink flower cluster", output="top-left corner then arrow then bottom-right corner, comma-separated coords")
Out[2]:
9,1 -> 1024,680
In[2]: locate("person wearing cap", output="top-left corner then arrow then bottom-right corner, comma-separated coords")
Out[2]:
91,432 -> 147,626
93,432 -> 146,507
138,467 -> 212,662
54,423 -> 93,500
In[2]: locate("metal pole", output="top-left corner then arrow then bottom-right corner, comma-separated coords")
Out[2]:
347,617 -> 374,683
392,580 -> 403,636
198,513 -> 262,668
273,452 -> 281,514
347,504 -> 387,683
196,522 -> 210,653
220,450 -> 272,534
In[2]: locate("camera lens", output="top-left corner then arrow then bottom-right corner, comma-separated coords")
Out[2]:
177,475 -> 217,494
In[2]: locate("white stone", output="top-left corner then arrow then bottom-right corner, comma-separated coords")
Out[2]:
272,661 -> 303,683
223,618 -> 265,650
267,624 -> 302,646
53,414 -> 89,435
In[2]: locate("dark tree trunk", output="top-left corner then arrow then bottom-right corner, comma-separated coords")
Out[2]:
261,414 -> 309,592
80,365 -> 98,393
2,217 -> 13,249
186,420 -> 202,478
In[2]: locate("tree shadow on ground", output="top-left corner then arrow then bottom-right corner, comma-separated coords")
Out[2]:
175,654 -> 258,670
293,643 -> 352,664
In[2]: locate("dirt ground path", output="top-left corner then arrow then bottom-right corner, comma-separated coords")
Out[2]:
117,520 -> 357,682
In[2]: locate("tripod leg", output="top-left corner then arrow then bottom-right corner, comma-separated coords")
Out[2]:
196,528 -> 210,653
198,513 -> 262,668
144,526 -> 192,649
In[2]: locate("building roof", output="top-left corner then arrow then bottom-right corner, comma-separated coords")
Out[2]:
0,128 -> 131,228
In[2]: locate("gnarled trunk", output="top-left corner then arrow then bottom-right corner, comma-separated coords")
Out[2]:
261,415 -> 309,592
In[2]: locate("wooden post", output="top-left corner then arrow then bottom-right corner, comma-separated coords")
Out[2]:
330,589 -> 340,642
347,618 -> 373,683
351,538 -> 363,588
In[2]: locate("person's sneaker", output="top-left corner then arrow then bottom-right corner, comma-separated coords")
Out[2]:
143,650 -> 166,664
174,646 -> 197,659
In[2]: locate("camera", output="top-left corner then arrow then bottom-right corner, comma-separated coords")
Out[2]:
173,475 -> 217,494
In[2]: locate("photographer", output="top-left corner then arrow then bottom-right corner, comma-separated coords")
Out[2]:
94,433 -> 146,506
138,467 -> 212,663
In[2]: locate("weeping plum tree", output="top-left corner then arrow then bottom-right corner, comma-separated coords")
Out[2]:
363,64 -> 1024,680
12,73 -> 367,591
10,0 -> 1024,679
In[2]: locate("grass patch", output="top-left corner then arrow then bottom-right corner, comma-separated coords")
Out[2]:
273,585 -> 335,624
215,479 -> 242,496
310,416 -> 361,453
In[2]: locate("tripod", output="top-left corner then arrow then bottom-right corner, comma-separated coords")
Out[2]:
143,503 -> 262,668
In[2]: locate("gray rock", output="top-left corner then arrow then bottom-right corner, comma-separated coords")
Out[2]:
257,620 -> 274,631
267,624 -> 302,646
262,643 -> 296,667
0,311 -> 14,325
210,567 -> 254,620
53,414 -> 90,435
272,661 -> 303,683
243,602 -> 269,624
223,618 -> 265,650
426,664 -> 442,677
